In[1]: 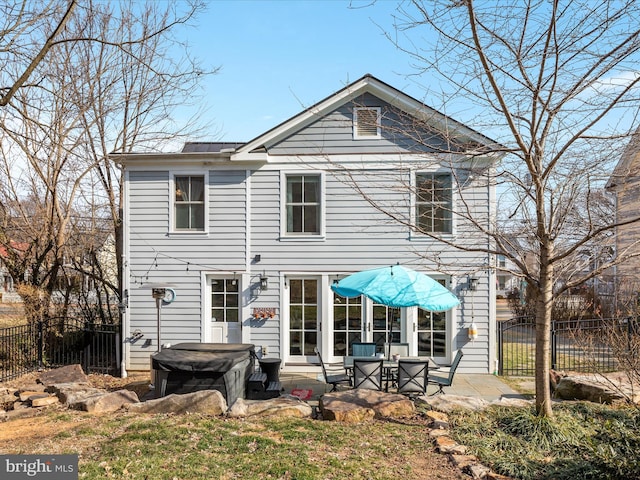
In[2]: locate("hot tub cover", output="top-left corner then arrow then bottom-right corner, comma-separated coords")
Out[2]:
151,343 -> 256,372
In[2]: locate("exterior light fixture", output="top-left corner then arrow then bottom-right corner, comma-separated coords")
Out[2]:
260,272 -> 268,290
467,275 -> 479,291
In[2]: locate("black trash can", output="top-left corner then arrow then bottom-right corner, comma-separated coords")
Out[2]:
258,357 -> 281,383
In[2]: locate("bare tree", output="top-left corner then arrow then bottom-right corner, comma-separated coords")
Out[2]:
350,1 -> 640,416
0,0 -> 217,321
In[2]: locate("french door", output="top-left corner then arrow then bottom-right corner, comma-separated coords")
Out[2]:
288,278 -> 319,362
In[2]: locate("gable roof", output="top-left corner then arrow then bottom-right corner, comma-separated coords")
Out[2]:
606,126 -> 640,190
232,74 -> 500,159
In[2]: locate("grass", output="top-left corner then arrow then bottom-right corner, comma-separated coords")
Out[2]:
9,412 -> 438,480
449,402 -> 640,480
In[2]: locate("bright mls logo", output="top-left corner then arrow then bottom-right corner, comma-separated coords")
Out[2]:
1,455 -> 78,479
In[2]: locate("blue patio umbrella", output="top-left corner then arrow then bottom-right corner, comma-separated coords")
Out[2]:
331,264 -> 460,312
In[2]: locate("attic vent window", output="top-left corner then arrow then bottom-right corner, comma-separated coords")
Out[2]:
354,107 -> 381,139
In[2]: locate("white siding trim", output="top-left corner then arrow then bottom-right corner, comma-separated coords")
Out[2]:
245,170 -> 252,271
201,271 -> 210,342
122,168 -> 131,375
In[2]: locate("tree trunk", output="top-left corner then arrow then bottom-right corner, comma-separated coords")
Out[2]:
535,243 -> 554,417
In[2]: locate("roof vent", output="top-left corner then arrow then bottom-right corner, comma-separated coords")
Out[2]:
354,107 -> 380,138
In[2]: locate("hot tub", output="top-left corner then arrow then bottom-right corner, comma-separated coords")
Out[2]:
150,343 -> 256,406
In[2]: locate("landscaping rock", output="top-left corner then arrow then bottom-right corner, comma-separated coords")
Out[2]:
554,376 -> 624,404
38,364 -> 89,385
70,389 -> 139,413
31,396 -> 59,408
435,435 -> 467,454
49,384 -> 105,405
228,395 -> 313,419
0,393 -> 17,408
490,397 -> 533,408
19,384 -> 47,393
319,389 -> 415,423
126,390 -> 226,415
19,391 -> 48,402
449,454 -> 478,470
417,394 -> 490,412
464,463 -> 491,479
426,410 -> 449,423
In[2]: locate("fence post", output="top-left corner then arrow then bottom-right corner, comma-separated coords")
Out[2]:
497,320 -> 503,375
37,321 -> 44,369
551,320 -> 557,370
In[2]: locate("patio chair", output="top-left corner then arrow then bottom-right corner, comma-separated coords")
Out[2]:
396,359 -> 429,397
353,358 -> 383,391
383,343 -> 410,387
351,342 -> 376,357
314,347 -> 351,392
384,342 -> 409,359
428,350 -> 464,395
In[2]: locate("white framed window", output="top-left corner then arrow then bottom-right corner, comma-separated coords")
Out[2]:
353,107 -> 381,139
282,172 -> 325,237
415,172 -> 452,234
173,174 -> 206,232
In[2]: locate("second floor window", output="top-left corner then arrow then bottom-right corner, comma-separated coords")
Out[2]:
175,175 -> 204,230
416,173 -> 452,233
286,174 -> 320,234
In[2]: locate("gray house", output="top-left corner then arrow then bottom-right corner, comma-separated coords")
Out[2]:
114,75 -> 501,375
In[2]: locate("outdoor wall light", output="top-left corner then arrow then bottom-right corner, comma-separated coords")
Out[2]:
260,273 -> 268,290
467,275 -> 479,291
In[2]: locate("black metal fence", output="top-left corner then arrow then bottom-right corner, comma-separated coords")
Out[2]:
0,318 -> 120,382
498,316 -> 636,376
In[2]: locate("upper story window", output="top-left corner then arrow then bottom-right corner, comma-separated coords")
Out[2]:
498,254 -> 506,268
174,175 -> 205,231
416,173 -> 452,233
286,174 -> 321,235
353,107 -> 381,139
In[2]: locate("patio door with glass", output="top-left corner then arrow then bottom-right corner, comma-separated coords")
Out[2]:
289,278 -> 319,362
332,292 -> 403,358
210,278 -> 241,343
415,309 -> 448,362
372,303 -> 401,353
332,292 -> 364,358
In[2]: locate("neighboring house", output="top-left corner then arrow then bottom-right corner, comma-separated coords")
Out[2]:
113,75 -> 501,375
0,242 -> 26,303
606,128 -> 640,304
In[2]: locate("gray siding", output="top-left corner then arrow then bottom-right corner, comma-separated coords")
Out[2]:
269,94 -> 452,155
123,91 -> 494,374
126,170 -> 248,369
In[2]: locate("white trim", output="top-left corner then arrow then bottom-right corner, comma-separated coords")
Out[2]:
353,106 -> 381,139
202,272 -> 247,344
169,171 -> 210,235
121,168 -> 131,376
279,171 -> 326,239
245,170 -> 252,271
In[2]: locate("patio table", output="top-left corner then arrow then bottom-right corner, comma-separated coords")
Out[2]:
343,356 -> 439,392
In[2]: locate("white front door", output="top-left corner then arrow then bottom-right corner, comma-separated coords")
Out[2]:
210,278 -> 242,343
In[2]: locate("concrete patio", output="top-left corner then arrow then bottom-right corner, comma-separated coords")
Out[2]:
280,370 -> 528,402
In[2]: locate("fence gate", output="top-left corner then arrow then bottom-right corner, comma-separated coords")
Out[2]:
0,318 -> 121,382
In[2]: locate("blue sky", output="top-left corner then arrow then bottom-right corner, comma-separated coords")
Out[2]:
185,0 -> 432,142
